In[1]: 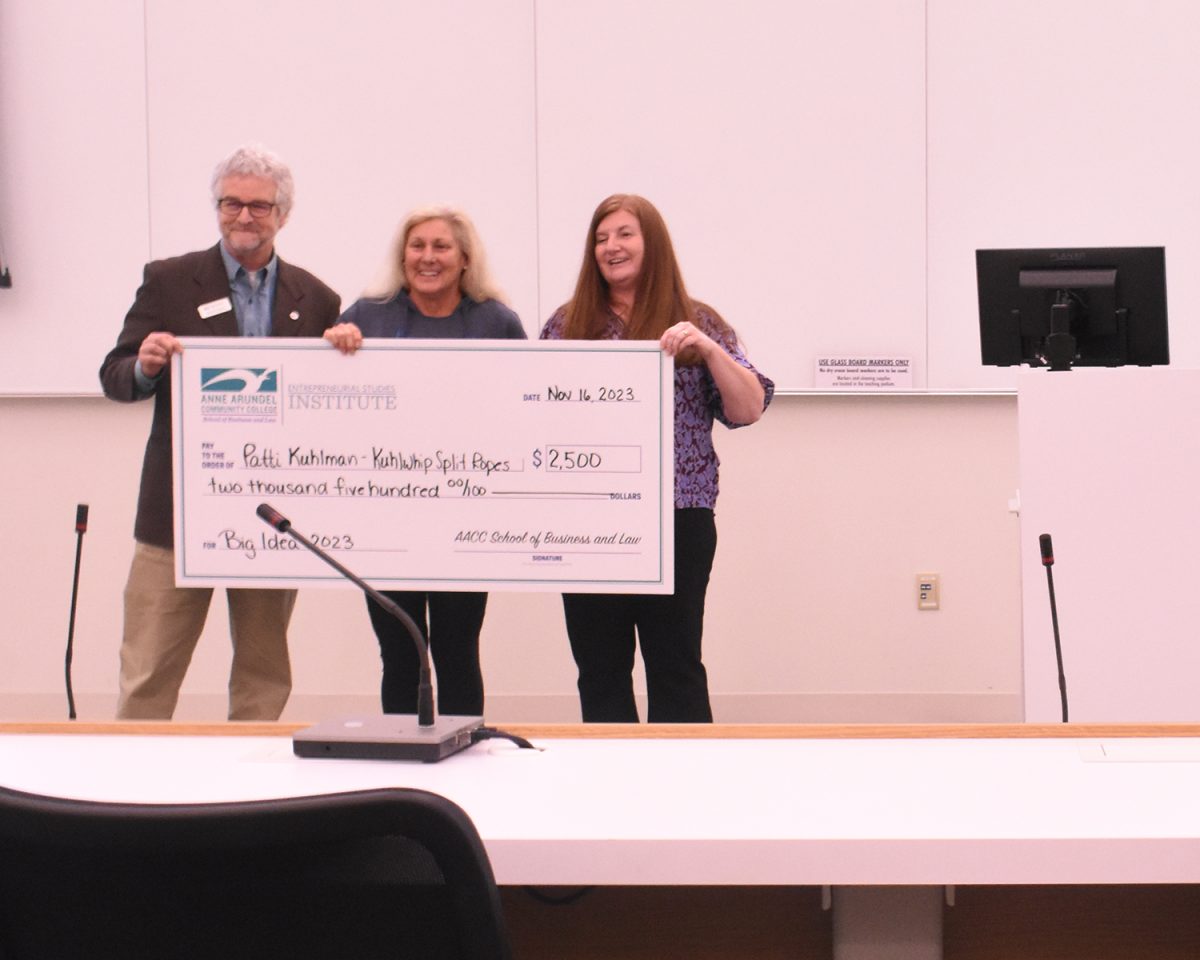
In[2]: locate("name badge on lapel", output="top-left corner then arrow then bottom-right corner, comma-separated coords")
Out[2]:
197,297 -> 233,320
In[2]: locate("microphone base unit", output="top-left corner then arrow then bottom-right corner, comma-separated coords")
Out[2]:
292,713 -> 484,763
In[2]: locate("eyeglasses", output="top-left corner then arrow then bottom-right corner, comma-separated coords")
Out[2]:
217,197 -> 277,218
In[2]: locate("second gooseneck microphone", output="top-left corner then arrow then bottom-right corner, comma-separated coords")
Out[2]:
1039,533 -> 1069,722
65,503 -> 89,720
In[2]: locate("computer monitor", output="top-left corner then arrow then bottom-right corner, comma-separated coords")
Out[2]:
976,247 -> 1168,371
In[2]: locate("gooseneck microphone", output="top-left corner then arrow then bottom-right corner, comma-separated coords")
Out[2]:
255,502 -> 436,727
1039,533 -> 1069,722
65,504 -> 89,720
255,504 -> 538,761
1039,533 -> 1053,567
0,229 -> 12,288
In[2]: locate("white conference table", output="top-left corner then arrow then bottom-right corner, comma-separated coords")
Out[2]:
3,722 -> 1200,958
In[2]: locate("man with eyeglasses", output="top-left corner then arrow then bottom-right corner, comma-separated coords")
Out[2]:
99,144 -> 340,720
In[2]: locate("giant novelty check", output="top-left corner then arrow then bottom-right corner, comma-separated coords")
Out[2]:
171,338 -> 674,592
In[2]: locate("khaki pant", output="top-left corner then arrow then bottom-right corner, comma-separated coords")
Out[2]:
117,542 -> 296,720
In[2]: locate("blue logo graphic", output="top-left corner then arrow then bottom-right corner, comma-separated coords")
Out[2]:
200,368 -> 278,393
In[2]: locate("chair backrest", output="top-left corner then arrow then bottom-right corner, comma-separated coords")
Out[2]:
0,784 -> 511,960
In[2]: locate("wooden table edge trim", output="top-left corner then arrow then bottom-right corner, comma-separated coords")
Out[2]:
3,721 -> 1200,739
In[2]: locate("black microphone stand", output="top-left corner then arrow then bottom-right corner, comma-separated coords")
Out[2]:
255,503 -> 535,762
1039,533 -> 1069,722
65,504 -> 89,720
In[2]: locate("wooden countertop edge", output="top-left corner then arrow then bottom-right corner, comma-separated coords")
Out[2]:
3,721 -> 1200,739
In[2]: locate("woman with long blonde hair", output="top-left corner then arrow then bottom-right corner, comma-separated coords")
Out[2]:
324,206 -> 524,716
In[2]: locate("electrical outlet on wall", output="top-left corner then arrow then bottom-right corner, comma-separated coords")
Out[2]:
917,573 -> 940,610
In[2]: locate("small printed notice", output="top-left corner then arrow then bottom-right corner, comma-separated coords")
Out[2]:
170,338 -> 674,593
815,356 -> 912,390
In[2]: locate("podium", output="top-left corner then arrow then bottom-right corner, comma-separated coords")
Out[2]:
1018,367 -> 1200,721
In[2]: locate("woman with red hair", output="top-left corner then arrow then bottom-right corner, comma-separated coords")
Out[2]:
541,194 -> 774,722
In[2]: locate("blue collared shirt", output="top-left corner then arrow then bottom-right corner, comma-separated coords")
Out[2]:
219,243 -> 279,338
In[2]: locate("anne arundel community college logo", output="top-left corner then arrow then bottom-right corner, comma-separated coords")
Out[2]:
199,367 -> 281,423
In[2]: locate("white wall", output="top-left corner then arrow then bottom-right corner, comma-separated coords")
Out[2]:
0,393 -> 1022,722
1018,370 -> 1200,723
927,0 -> 1200,388
0,0 -> 148,395
10,0 -> 1196,722
1,0 -> 930,394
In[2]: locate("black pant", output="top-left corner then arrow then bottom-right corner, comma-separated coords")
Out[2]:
365,591 -> 488,716
562,508 -> 717,723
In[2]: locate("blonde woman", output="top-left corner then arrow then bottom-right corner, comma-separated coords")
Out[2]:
325,206 -> 524,715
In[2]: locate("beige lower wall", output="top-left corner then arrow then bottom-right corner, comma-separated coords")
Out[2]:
0,393 -> 1022,723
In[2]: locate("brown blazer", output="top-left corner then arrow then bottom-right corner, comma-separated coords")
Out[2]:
100,244 -> 341,548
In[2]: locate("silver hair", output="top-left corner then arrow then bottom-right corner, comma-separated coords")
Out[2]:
210,144 -> 295,219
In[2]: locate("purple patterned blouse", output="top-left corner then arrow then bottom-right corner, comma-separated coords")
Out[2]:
540,306 -> 774,509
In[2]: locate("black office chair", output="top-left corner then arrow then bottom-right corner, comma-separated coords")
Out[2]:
0,784 -> 511,960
